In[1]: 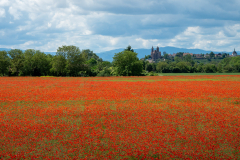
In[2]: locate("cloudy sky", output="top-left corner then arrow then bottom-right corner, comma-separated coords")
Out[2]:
0,0 -> 240,53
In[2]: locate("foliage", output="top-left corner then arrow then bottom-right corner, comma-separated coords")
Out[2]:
175,52 -> 184,58
22,49 -> 51,76
82,49 -> 102,62
156,62 -> 169,73
113,50 -> 143,76
0,51 -> 10,76
163,53 -> 170,60
124,45 -> 134,52
8,49 -> 24,76
51,45 -> 87,76
0,46 -> 240,77
209,52 -> 215,58
51,51 -> 67,76
96,67 -> 112,77
145,62 -> 153,72
144,55 -> 151,60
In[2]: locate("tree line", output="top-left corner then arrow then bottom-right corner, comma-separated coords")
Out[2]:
1,45 -> 240,77
144,53 -> 240,74
0,45 -> 109,77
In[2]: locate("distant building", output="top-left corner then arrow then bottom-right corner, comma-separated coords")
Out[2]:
194,54 -> 204,59
204,54 -> 210,58
146,59 -> 154,63
215,53 -> 222,57
151,46 -> 161,61
183,53 -> 193,56
232,48 -> 237,57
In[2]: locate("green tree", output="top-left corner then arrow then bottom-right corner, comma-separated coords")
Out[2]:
209,52 -> 215,59
97,67 -> 112,77
32,50 -> 51,76
96,61 -> 112,71
8,49 -> 24,76
51,52 -> 67,76
183,54 -> 195,66
156,62 -> 169,73
82,49 -> 101,61
46,54 -> 54,76
124,45 -> 134,52
144,55 -> 151,60
86,58 -> 97,66
163,54 -> 170,60
176,62 -> 191,73
229,57 -> 240,72
113,50 -> 143,76
22,49 -> 50,76
194,63 -> 203,73
0,51 -> 10,76
145,63 -> 153,72
174,56 -> 181,63
203,63 -> 217,73
176,52 -> 184,58
218,57 -> 240,73
56,45 -> 86,76
22,49 -> 35,76
85,58 -> 98,76
222,53 -> 227,58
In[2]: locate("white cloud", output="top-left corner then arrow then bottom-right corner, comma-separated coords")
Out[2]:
0,8 -> 5,17
168,25 -> 240,51
8,6 -> 21,20
0,0 -> 10,6
1,0 -> 240,53
47,22 -> 52,28
22,41 -> 36,46
109,37 -> 119,45
136,38 -> 158,48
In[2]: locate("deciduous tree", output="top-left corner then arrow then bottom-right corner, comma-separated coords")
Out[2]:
0,51 -> 10,76
8,49 -> 24,76
113,50 -> 142,76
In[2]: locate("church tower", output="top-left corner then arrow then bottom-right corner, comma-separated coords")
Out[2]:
151,46 -> 161,61
232,48 -> 237,56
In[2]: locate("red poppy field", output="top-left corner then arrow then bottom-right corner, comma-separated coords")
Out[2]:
0,76 -> 240,159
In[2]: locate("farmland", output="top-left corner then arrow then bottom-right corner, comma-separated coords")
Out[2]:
0,76 -> 240,159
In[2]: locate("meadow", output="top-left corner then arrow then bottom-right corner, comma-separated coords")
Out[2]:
0,76 -> 240,159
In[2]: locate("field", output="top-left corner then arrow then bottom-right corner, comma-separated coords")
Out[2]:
0,76 -> 240,159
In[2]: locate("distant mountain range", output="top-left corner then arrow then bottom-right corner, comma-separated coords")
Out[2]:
1,47 -> 237,62
0,48 -> 12,51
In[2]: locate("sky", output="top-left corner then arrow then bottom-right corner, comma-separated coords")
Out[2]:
0,0 -> 240,53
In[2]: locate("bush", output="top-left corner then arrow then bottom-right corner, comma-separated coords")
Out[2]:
97,68 -> 111,77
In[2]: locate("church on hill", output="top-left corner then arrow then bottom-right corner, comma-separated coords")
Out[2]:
151,46 -> 161,61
